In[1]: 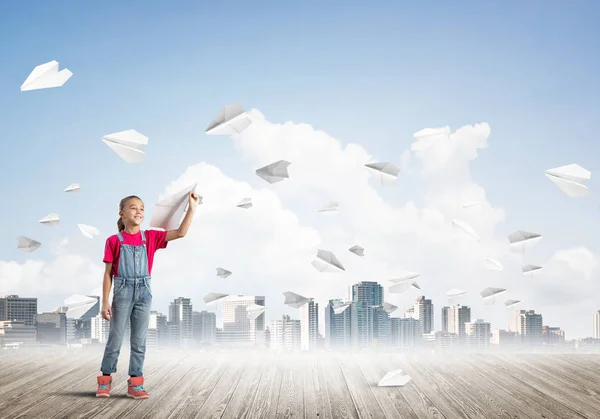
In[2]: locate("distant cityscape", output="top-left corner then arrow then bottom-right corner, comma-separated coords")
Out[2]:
2,280 -> 600,353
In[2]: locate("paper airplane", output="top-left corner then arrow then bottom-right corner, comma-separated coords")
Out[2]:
102,129 -> 148,163
483,257 -> 503,271
216,267 -> 232,278
64,183 -> 80,193
204,293 -> 228,305
545,163 -> 591,198
246,304 -> 266,321
452,219 -> 479,240
378,369 -> 412,387
365,162 -> 400,186
16,236 -> 41,252
389,279 -> 420,294
349,245 -> 364,257
333,303 -> 351,315
522,264 -> 543,277
236,197 -> 252,209
411,127 -> 451,151
205,104 -> 253,136
255,160 -> 291,184
311,249 -> 345,273
21,60 -> 72,92
504,299 -> 521,308
462,201 -> 483,208
39,213 -> 60,226
150,183 -> 199,230
509,231 -> 542,253
78,224 -> 99,239
317,201 -> 339,213
389,270 -> 420,282
383,302 -> 398,314
283,292 -> 310,308
446,288 -> 467,299
481,287 -> 506,301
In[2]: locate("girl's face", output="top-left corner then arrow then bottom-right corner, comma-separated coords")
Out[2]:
121,198 -> 144,227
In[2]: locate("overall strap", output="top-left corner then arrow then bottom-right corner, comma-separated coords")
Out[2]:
141,230 -> 146,243
117,232 -> 125,243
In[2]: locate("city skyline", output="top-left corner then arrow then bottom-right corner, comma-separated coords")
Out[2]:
2,1 -> 600,341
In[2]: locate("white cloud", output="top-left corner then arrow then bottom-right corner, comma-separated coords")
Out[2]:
1,112 -> 597,339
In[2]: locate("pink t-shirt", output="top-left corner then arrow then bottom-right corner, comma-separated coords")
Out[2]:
103,229 -> 168,277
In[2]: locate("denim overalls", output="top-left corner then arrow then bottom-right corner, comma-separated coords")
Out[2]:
100,230 -> 153,377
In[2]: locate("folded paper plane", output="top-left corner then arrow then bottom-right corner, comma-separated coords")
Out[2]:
39,213 -> 60,226
237,197 -> 252,209
447,288 -> 467,299
78,224 -> 99,239
383,302 -> 398,314
283,292 -> 310,308
365,162 -> 400,186
17,236 -> 41,252
216,267 -> 232,278
333,303 -> 351,315
205,104 -> 253,136
311,249 -> 345,273
21,60 -> 72,92
64,183 -> 80,193
150,183 -> 199,231
389,279 -> 420,294
204,293 -> 228,305
349,245 -> 364,257
452,219 -> 479,240
246,304 -> 266,321
545,163 -> 591,198
256,160 -> 291,184
317,201 -> 339,213
102,129 -> 148,163
484,257 -> 503,271
509,231 -> 542,253
378,369 -> 412,387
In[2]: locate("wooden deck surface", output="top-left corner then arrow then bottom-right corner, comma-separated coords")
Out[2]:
1,349 -> 600,418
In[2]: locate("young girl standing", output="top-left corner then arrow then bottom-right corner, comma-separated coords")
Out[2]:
96,192 -> 200,399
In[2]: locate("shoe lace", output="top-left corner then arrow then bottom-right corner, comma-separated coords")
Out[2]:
131,383 -> 145,392
99,384 -> 109,390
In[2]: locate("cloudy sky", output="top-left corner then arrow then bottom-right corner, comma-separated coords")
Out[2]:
1,1 -> 600,339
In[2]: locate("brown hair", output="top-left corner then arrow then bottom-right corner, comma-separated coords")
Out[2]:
117,195 -> 142,232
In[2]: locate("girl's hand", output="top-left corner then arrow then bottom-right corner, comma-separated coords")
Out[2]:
101,303 -> 112,321
189,192 -> 200,210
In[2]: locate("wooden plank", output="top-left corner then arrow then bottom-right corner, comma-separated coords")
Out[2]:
242,353 -> 284,419
374,353 -> 445,419
221,354 -> 268,419
275,354 -> 305,418
319,354 -> 359,419
338,354 -> 387,418
303,354 -> 334,419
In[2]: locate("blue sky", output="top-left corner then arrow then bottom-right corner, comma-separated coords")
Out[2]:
1,1 -> 600,332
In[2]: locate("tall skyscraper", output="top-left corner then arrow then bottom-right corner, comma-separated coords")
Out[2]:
350,281 -> 389,349
414,296 -> 433,334
299,299 -> 318,351
219,295 -> 265,345
270,315 -> 301,351
169,297 -> 193,345
441,306 -> 450,333
447,305 -> 471,342
390,317 -> 421,348
351,281 -> 383,306
594,311 -> 600,339
324,299 -> 352,350
192,310 -> 216,344
510,309 -> 543,347
465,319 -> 491,349
0,295 -> 38,326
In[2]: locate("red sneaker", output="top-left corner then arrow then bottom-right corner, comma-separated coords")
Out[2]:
127,376 -> 149,399
96,376 -> 112,398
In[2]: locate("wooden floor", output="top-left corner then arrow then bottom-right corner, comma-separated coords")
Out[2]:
1,349 -> 600,418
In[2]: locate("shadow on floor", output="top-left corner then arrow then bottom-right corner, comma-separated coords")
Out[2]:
50,391 -> 129,398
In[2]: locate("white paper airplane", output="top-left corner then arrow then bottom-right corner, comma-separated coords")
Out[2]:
411,127 -> 451,151
447,288 -> 467,299
378,369 -> 412,386
333,303 -> 351,315
504,299 -> 521,308
64,183 -> 80,193
349,245 -> 364,257
483,257 -> 503,271
246,304 -> 266,321
522,264 -> 543,277
102,129 -> 148,163
383,302 -> 398,314
21,60 -> 72,92
283,292 -> 310,308
545,163 -> 591,198
78,224 -> 99,239
481,287 -> 506,303
39,213 -> 60,226
317,201 -> 339,213
205,104 -> 253,136
389,270 -> 420,282
236,197 -> 252,209
509,231 -> 542,253
150,183 -> 199,231
452,219 -> 479,240
311,249 -> 345,273
365,162 -> 400,186
388,279 -> 420,294
256,160 -> 291,184
216,267 -> 232,278
204,293 -> 228,306
462,201 -> 483,208
16,236 -> 41,252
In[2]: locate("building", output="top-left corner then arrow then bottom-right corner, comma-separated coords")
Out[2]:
542,326 -> 565,345
218,295 -> 266,346
91,314 -> 110,343
593,311 -> 600,339
324,299 -> 352,350
0,295 -> 38,326
299,299 -> 318,351
270,315 -> 301,351
447,305 -> 471,343
350,282 -> 389,349
390,317 -> 421,349
169,297 -> 194,346
414,296 -> 434,334
465,319 -> 491,349
492,329 -> 518,348
441,306 -> 450,333
510,309 -> 543,347
192,310 -> 216,344
36,312 -> 67,345
0,320 -> 37,346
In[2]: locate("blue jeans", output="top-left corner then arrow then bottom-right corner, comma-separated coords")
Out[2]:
100,277 -> 152,376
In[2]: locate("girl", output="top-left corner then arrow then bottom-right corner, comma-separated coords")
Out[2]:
96,192 -> 200,399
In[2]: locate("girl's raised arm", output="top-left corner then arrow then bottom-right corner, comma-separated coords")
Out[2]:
165,192 -> 200,242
